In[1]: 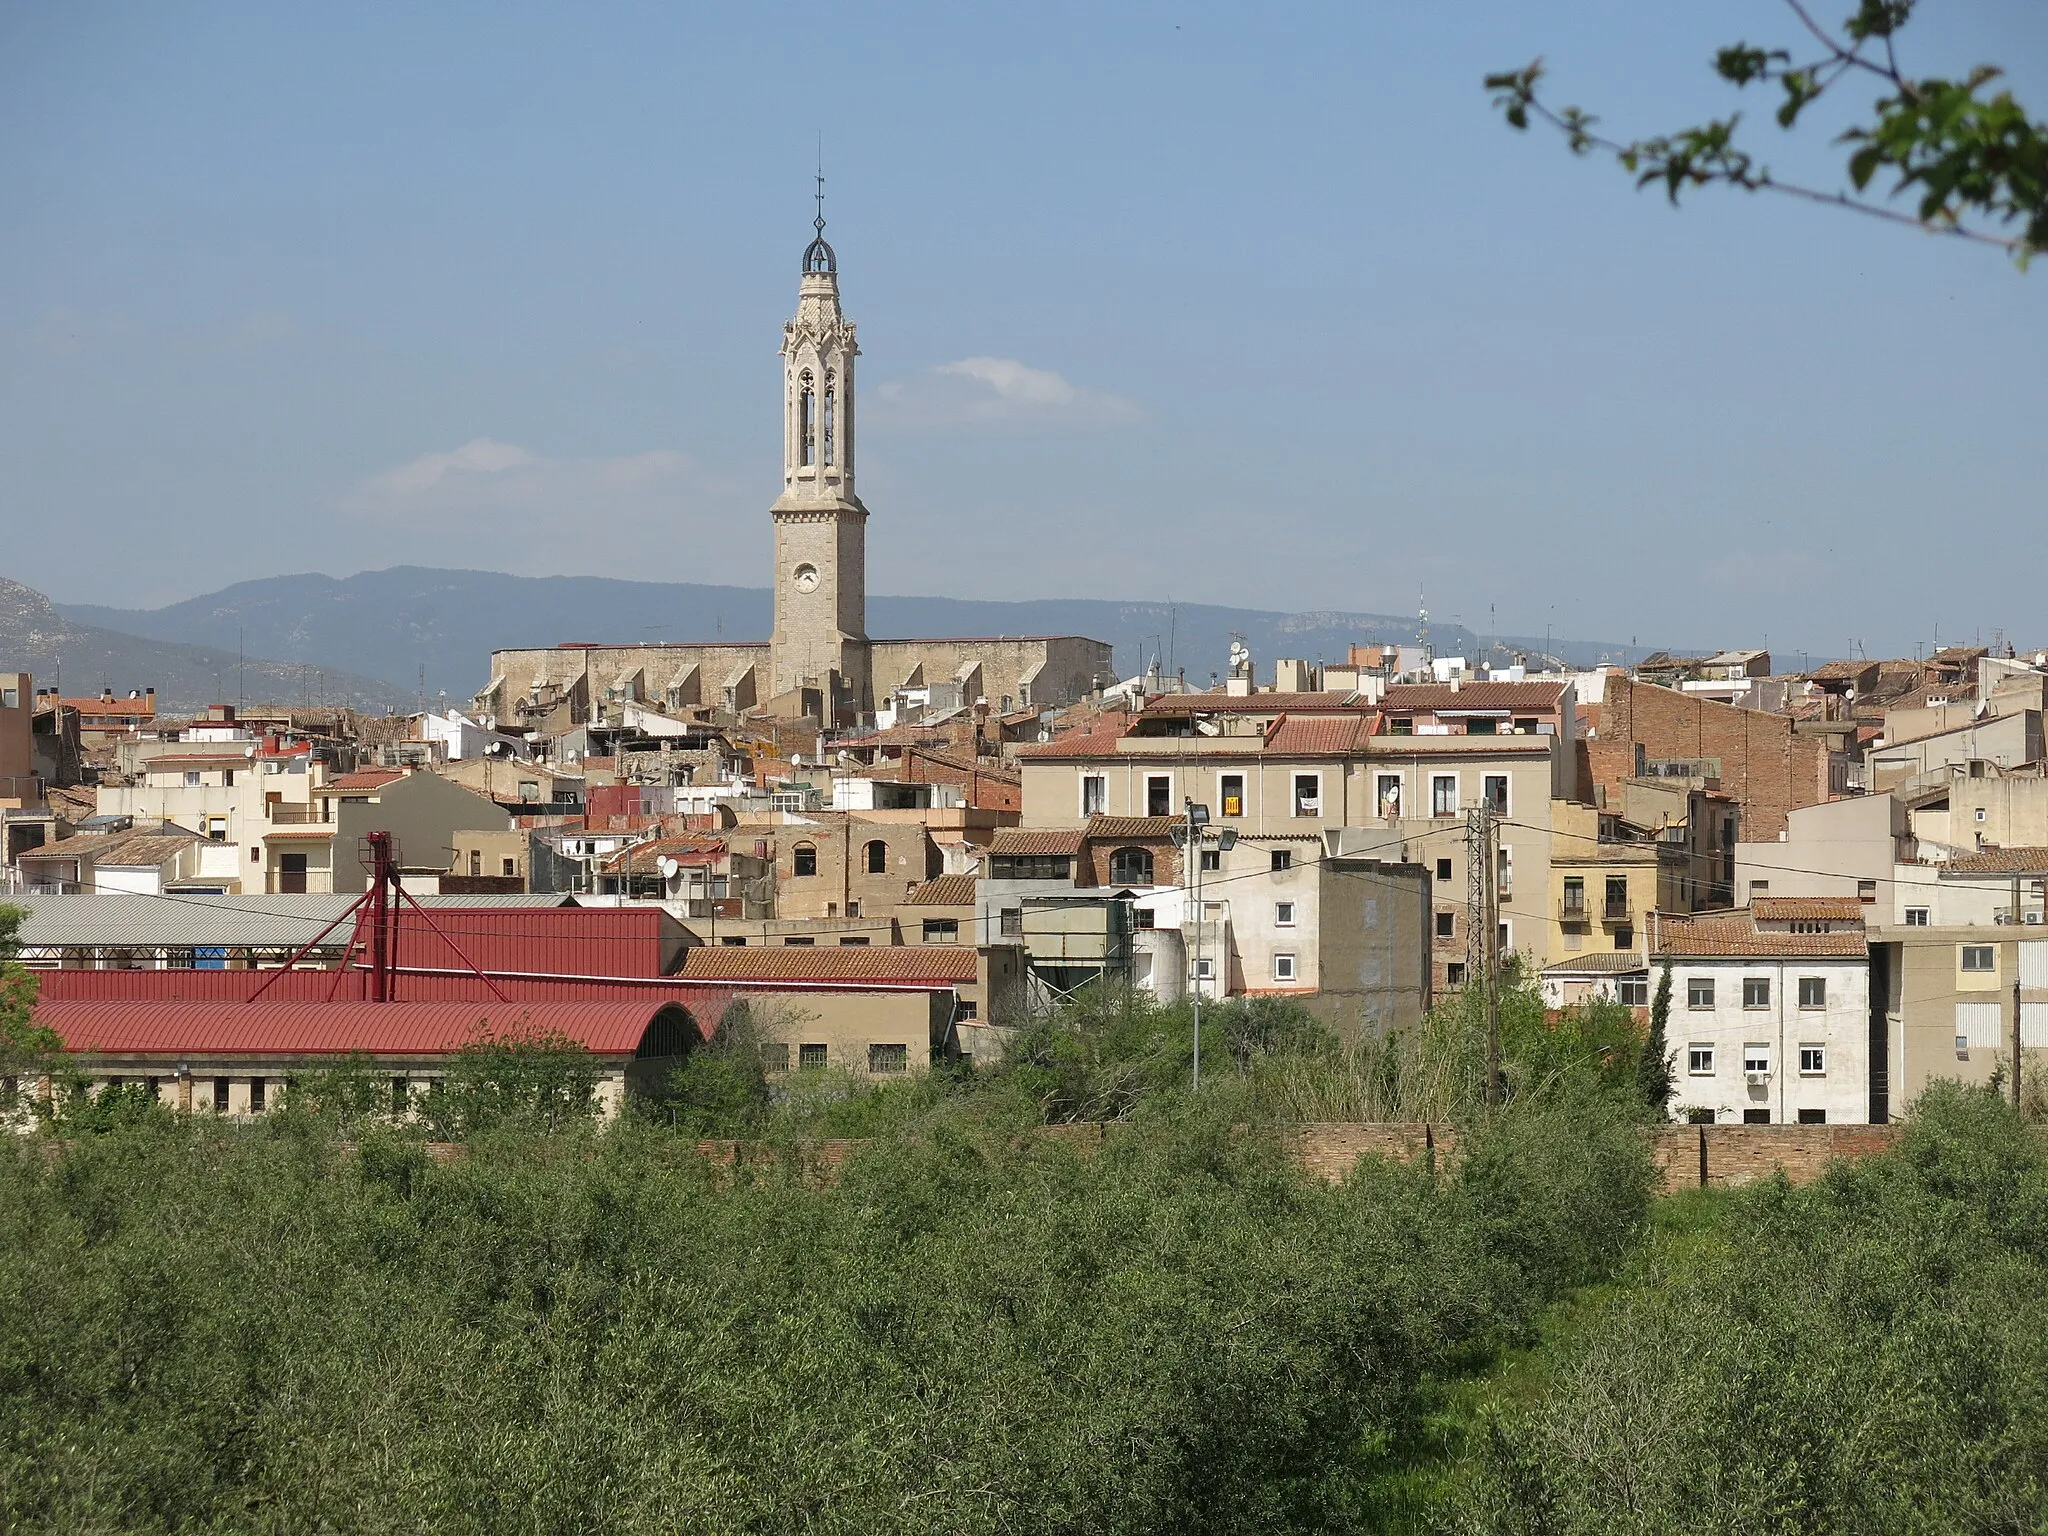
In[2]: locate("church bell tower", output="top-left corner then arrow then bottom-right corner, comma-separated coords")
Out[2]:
768,179 -> 870,721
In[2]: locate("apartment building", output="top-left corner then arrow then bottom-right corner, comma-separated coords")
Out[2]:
1654,901 -> 1874,1125
1869,924 -> 2048,1109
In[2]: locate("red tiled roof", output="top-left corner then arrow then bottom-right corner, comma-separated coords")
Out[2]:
1263,713 -> 1377,755
1381,681 -> 1571,712
988,828 -> 1086,856
1654,909 -> 1866,958
1084,815 -> 1181,840
37,1000 -> 694,1057
1939,848 -> 2048,876
316,769 -> 406,794
601,836 -> 727,875
1752,896 -> 1867,922
1143,691 -> 1373,714
1013,719 -> 1133,760
906,874 -> 979,906
676,946 -> 978,985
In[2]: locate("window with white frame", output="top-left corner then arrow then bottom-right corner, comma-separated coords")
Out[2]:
1743,1043 -> 1771,1074
1273,953 -> 1297,982
1431,774 -> 1458,816
1482,773 -> 1509,814
1194,957 -> 1215,980
1497,844 -> 1512,896
1219,773 -> 1245,818
1687,1043 -> 1715,1075
1081,774 -> 1107,817
1799,1043 -> 1826,1075
1743,977 -> 1770,1009
1798,976 -> 1826,1008
1617,975 -> 1648,1006
1144,775 -> 1174,817
1275,901 -> 1296,927
1292,773 -> 1321,816
1904,906 -> 1930,926
1687,976 -> 1715,1008
1962,944 -> 1996,973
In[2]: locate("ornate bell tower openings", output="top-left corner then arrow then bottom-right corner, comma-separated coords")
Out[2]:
770,177 -> 870,720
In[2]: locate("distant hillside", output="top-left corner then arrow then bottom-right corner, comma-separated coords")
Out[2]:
58,567 -> 1650,705
1,578 -> 413,716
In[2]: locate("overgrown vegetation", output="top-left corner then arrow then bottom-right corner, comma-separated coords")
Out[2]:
6,968 -> 2047,1530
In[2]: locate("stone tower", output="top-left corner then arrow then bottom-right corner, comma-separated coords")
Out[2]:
768,188 -> 870,720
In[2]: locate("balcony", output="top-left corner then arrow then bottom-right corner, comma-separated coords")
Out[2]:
1602,899 -> 1632,923
1559,894 -> 1588,924
266,803 -> 328,825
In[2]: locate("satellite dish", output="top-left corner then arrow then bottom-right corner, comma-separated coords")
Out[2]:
657,856 -> 679,879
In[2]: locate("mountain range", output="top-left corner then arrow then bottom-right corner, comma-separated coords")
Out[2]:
0,578 -> 411,716
51,567 -> 1648,712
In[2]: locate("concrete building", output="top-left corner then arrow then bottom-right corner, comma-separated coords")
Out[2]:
479,211 -> 1111,733
1867,710 -> 2044,791
1654,901 -> 1874,1125
1870,923 -> 2048,1110
1735,793 -> 1908,907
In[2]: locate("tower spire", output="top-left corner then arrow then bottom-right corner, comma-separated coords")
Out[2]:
804,156 -> 836,274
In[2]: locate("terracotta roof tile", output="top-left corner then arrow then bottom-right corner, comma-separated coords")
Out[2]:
676,945 -> 977,985
1541,952 -> 1650,975
1262,713 -> 1377,755
988,828 -> 1085,857
1752,896 -> 1867,922
1654,908 -> 1866,958
1083,815 -> 1181,840
316,769 -> 406,794
1938,847 -> 2048,876
906,874 -> 979,906
1013,719 -> 1133,760
1381,681 -> 1571,712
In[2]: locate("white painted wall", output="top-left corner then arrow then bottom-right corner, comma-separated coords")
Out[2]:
1667,956 -> 1870,1124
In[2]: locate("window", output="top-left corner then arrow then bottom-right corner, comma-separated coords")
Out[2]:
1688,977 -> 1715,1008
1962,944 -> 1995,972
1146,775 -> 1172,817
1293,774 -> 1320,816
520,780 -> 540,802
1199,848 -> 1220,871
845,900 -> 861,919
0,688 -> 13,709
1687,1043 -> 1715,1075
722,936 -> 747,946
1436,910 -> 1455,939
760,1043 -> 791,1072
1905,906 -> 1930,926
1436,857 -> 1453,883
1274,953 -> 1297,982
503,858 -> 517,878
1376,774 -> 1402,819
1497,845 -> 1512,896
1743,1043 -> 1771,1074
799,372 -> 816,465
1617,976 -> 1649,1006
1749,880 -> 1770,898
213,1077 -> 230,1113
1275,901 -> 1296,927
1687,1107 -> 1715,1125
1743,977 -> 1771,1009
184,771 -> 201,787
1081,774 -> 1107,816
865,840 -> 888,874
1798,976 -> 1826,1008
1797,1108 -> 1827,1124
1562,876 -> 1585,918
921,919 -> 959,942
1856,878 -> 1878,903
1743,1108 -> 1772,1124
992,854 -> 1071,880
1467,717 -> 1497,735
1390,718 -> 1413,735
799,1044 -> 828,1069
1446,962 -> 1467,986
1131,904 -> 1155,930
783,936 -> 814,946
839,936 -> 869,946
1000,908 -> 1022,938
391,1078 -> 409,1116
1270,849 -> 1293,872
1110,847 -> 1155,886
1482,774 -> 1509,814
222,769 -> 234,786
206,817 -> 227,842
822,378 -> 836,466
249,1078 -> 266,1113
792,842 -> 817,877
1220,773 -> 1245,818
1604,876 -> 1629,919
1514,717 -> 1539,734
1194,958 -> 1215,980
956,1000 -> 979,1020
1613,926 -> 1634,949
1799,1044 -> 1826,1075
1431,774 -> 1458,816
470,850 -> 482,877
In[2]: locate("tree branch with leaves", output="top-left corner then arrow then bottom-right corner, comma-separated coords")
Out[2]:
1488,0 -> 2048,263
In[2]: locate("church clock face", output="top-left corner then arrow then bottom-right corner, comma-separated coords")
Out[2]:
791,563 -> 820,593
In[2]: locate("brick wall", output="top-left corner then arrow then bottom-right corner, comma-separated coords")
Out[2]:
1598,676 -> 1829,840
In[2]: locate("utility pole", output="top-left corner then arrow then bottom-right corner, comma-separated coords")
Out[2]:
1467,804 -> 1500,1105
1187,796 -> 1205,1091
2015,973 -> 2024,1111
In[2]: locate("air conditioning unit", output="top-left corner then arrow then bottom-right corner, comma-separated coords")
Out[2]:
2027,912 -> 2045,925
1745,1070 -> 1772,1086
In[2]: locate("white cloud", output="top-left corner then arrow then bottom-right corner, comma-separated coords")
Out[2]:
343,438 -> 693,520
872,357 -> 1140,430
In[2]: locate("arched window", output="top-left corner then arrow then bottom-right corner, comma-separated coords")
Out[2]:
1109,847 -> 1154,886
864,839 -> 887,874
799,372 -> 816,466
822,373 -> 836,467
793,842 -> 817,877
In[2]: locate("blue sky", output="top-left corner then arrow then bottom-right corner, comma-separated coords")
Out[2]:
3,0 -> 2043,656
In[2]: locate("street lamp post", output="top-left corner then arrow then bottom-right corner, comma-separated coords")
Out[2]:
1185,798 -> 1209,1090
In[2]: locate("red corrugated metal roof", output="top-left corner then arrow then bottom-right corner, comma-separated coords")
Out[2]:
33,969 -> 737,1019
36,1000 -> 692,1057
676,946 -> 977,985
